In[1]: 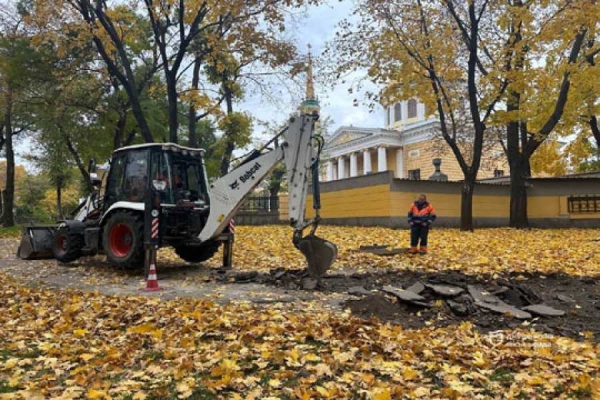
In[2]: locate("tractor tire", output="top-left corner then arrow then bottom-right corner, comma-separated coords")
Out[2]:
102,212 -> 144,270
175,241 -> 220,264
53,229 -> 84,263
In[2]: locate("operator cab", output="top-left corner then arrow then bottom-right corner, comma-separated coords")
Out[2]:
104,143 -> 210,211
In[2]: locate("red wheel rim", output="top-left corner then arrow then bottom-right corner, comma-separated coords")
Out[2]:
109,223 -> 133,258
56,234 -> 67,252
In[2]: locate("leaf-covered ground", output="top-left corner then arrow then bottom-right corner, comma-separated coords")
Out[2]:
0,272 -> 599,400
212,226 -> 600,277
1,226 -> 600,399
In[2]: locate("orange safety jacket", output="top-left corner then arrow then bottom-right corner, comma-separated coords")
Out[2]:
408,201 -> 437,224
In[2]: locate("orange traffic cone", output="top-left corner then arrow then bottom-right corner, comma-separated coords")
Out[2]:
142,263 -> 162,292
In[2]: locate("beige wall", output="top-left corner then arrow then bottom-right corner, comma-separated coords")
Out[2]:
403,139 -> 508,181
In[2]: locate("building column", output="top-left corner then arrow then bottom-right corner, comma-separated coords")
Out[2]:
326,160 -> 334,181
396,148 -> 404,179
349,153 -> 358,177
337,156 -> 346,180
377,147 -> 387,172
363,150 -> 372,174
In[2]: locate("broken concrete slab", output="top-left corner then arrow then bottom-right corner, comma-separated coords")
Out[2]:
447,299 -> 470,316
359,245 -> 389,252
490,286 -> 509,296
233,271 -> 259,282
348,286 -> 371,296
406,281 -> 425,294
475,301 -> 532,319
273,270 -> 287,280
556,294 -> 576,303
382,285 -> 428,304
425,283 -> 464,297
500,288 -> 528,308
468,285 -> 500,304
522,304 -> 565,317
370,248 -> 408,256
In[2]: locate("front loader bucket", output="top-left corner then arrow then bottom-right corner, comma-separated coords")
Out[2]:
17,226 -> 56,260
296,234 -> 338,279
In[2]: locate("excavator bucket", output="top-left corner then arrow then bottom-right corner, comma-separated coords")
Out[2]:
17,226 -> 56,260
296,234 -> 338,279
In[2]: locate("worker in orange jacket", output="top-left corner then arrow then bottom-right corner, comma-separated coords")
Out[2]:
408,194 -> 436,254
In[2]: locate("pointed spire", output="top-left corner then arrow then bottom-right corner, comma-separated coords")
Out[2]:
306,44 -> 315,101
299,44 -> 320,117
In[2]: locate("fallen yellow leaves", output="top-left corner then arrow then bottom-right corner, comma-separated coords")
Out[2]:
0,272 -> 598,399
189,226 -> 600,276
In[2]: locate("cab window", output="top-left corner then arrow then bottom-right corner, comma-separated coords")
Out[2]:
123,150 -> 149,202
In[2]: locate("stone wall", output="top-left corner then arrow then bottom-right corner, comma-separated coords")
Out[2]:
299,171 -> 600,228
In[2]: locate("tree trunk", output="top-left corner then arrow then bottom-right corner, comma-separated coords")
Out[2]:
506,143 -> 530,228
509,166 -> 528,228
1,88 -> 15,227
65,137 -> 93,193
167,73 -> 179,143
56,182 -> 63,220
113,110 -> 128,150
269,188 -> 279,212
188,58 -> 202,148
460,175 -> 475,231
219,88 -> 235,176
125,86 -> 154,143
590,116 -> 600,149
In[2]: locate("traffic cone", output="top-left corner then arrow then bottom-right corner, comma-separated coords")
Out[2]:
142,263 -> 162,292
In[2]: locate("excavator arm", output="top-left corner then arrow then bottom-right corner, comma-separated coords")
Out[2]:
198,114 -> 337,278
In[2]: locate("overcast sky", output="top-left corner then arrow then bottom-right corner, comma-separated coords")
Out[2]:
238,0 -> 382,141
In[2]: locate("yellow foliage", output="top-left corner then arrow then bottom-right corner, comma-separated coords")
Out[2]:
187,226 -> 600,277
40,183 -> 81,217
530,140 -> 567,177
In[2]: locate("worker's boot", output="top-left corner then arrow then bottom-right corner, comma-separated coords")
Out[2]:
409,247 -> 418,254
419,247 -> 428,254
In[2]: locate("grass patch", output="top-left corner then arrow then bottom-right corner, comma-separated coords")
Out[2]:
570,387 -> 592,399
0,380 -> 19,393
490,367 -> 514,383
145,383 -> 215,400
0,225 -> 21,238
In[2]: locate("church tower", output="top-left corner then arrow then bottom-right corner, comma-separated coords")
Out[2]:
299,44 -> 320,117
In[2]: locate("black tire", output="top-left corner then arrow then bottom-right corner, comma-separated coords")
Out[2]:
102,211 -> 144,270
53,229 -> 84,263
175,242 -> 220,263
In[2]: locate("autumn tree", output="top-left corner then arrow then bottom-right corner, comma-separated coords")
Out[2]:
333,1 -> 496,231
186,3 -> 304,173
530,139 -> 567,177
564,132 -> 600,173
28,0 -> 161,143
334,0 -> 595,229
0,3 -> 42,226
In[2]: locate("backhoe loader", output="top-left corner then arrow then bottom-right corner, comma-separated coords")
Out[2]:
17,113 -> 337,279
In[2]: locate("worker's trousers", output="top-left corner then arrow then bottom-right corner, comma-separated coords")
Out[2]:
410,224 -> 429,247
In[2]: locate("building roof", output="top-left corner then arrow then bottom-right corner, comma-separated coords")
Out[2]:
114,142 -> 206,155
558,170 -> 600,178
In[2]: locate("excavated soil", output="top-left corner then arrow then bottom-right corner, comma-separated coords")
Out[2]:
261,269 -> 600,341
